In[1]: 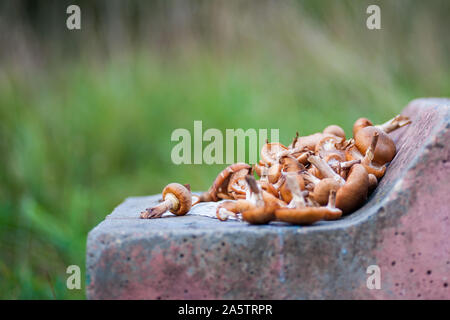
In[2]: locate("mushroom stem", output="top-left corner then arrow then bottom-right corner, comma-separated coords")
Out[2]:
285,174 -> 307,208
308,155 -> 346,186
340,159 -> 361,169
273,174 -> 286,190
245,175 -> 264,207
291,132 -> 299,148
364,131 -> 379,163
376,115 -> 411,133
323,190 -> 343,220
216,207 -> 236,221
302,171 -> 321,185
141,193 -> 177,219
327,190 -> 337,209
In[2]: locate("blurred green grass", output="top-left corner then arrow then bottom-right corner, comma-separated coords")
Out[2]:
0,0 -> 449,299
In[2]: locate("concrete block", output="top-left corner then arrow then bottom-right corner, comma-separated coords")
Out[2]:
87,98 -> 450,299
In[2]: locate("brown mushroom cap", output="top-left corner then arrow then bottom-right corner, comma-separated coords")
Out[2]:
280,155 -> 304,172
275,207 -> 326,225
267,162 -> 282,184
293,132 -> 336,151
216,199 -> 255,221
162,183 -> 192,215
368,173 -> 378,193
323,205 -> 343,221
354,126 -> 396,164
352,117 -> 373,137
312,178 -> 341,205
335,164 -> 369,214
242,207 -> 275,225
323,125 -> 346,140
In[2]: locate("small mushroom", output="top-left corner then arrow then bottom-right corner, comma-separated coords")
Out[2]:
292,125 -> 344,152
227,167 -> 251,199
335,164 -> 369,214
360,131 -> 387,179
240,175 -> 279,224
323,125 -> 346,140
292,132 -> 326,151
375,114 -> 411,133
141,183 -> 192,219
315,136 -> 345,160
307,155 -> 346,186
193,163 -> 251,205
303,170 -> 341,206
352,117 -> 373,137
336,159 -> 361,179
279,170 -> 305,204
354,126 -> 396,165
258,171 -> 279,198
274,175 -> 326,225
216,199 -> 254,221
260,142 -> 289,166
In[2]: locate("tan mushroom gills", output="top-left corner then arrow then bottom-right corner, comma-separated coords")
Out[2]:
227,168 -> 251,199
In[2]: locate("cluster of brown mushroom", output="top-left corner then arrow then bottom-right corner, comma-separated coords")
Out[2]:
141,115 -> 411,225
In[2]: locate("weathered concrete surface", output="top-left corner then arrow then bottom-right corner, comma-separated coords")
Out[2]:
86,98 -> 450,299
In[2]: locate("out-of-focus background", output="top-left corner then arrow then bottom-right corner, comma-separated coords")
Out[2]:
0,0 -> 449,299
